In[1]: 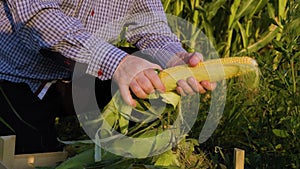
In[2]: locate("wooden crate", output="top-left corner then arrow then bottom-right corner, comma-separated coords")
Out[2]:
0,135 -> 245,169
0,135 -> 67,169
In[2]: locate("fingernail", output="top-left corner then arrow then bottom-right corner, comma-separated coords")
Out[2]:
190,57 -> 198,65
203,81 -> 210,87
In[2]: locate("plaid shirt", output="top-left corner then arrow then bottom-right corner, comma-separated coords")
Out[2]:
0,0 -> 185,92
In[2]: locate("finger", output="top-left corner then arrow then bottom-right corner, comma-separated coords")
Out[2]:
130,79 -> 148,99
189,52 -> 204,66
144,69 -> 165,93
177,79 -> 195,95
201,81 -> 217,91
135,73 -> 155,95
187,77 -> 200,92
176,86 -> 186,96
118,84 -> 136,107
198,82 -> 207,94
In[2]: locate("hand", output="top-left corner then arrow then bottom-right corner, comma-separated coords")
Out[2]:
167,52 -> 217,96
113,55 -> 165,107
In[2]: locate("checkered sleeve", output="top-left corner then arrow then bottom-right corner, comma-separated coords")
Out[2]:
126,0 -> 186,68
6,0 -> 127,80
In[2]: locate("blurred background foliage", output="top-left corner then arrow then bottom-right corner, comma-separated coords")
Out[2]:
157,0 -> 299,168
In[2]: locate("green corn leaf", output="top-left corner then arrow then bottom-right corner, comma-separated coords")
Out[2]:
228,0 -> 241,29
119,113 -> 129,134
162,0 -> 172,12
267,3 -> 276,20
154,150 -> 180,167
206,0 -> 227,21
160,92 -> 180,109
272,129 -> 290,138
182,0 -> 192,11
174,0 -> 184,17
56,149 -> 95,169
236,0 -> 256,19
237,26 -> 281,55
279,0 -> 288,21
105,129 -> 172,158
248,0 -> 268,19
237,21 -> 248,48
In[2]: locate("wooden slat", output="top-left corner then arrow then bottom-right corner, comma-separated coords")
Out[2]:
0,135 -> 67,169
0,161 -> 9,169
234,148 -> 245,169
13,151 -> 68,169
0,136 -> 16,169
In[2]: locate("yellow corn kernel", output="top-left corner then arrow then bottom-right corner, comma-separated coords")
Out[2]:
159,57 -> 259,91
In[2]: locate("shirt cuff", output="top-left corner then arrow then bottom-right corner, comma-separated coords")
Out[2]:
140,41 -> 186,68
85,38 -> 128,80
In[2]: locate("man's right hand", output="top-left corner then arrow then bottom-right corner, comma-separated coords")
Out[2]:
113,55 -> 166,107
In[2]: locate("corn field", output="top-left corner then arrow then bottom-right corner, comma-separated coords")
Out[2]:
159,0 -> 299,168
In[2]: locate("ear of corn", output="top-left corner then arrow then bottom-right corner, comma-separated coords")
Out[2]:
91,56 -> 260,159
159,56 -> 260,91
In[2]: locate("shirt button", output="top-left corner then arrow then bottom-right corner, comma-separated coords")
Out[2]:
91,10 -> 95,16
98,69 -> 103,76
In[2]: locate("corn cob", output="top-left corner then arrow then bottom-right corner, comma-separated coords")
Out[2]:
159,56 -> 259,91
90,57 -> 259,159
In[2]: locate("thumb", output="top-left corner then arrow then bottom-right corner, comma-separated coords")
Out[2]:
189,52 -> 203,67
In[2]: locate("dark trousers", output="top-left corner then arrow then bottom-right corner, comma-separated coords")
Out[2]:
0,79 -> 114,154
0,81 -> 63,154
